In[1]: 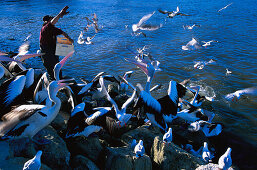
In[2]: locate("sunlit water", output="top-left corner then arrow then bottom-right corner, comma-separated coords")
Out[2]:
0,0 -> 257,168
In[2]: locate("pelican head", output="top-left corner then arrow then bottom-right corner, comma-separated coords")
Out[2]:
54,51 -> 74,80
48,79 -> 74,100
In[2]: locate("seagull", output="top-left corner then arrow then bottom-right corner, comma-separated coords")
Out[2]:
225,86 -> 257,102
202,40 -> 218,47
188,120 -> 223,137
218,3 -> 233,12
202,142 -> 213,163
77,31 -> 96,45
194,59 -> 215,69
226,68 -> 232,75
158,7 -> 190,18
183,24 -> 200,30
132,11 -> 162,32
23,150 -> 42,170
182,38 -> 201,50
163,127 -> 172,144
134,140 -> 145,158
218,147 -> 232,170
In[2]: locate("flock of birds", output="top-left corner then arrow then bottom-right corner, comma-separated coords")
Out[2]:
0,2 -> 255,170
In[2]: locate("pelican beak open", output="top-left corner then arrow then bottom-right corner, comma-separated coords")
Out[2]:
19,53 -> 45,62
124,58 -> 149,75
57,78 -> 75,88
0,56 -> 22,63
59,51 -> 74,69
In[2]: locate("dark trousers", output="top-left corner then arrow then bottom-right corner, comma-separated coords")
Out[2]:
40,45 -> 61,81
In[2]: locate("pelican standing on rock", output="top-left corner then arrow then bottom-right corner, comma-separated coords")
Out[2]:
0,79 -> 73,142
202,142 -> 213,163
163,127 -> 172,144
134,140 -> 145,158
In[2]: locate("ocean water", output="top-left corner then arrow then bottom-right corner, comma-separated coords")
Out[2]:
0,0 -> 257,168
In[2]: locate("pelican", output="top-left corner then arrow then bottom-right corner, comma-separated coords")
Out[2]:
218,3 -> 233,12
158,7 -> 190,18
0,56 -> 22,79
34,51 -> 74,105
182,38 -> 201,50
132,11 -> 162,33
218,147 -> 232,170
201,40 -> 218,47
183,24 -> 200,30
100,76 -> 136,127
202,142 -> 213,163
125,58 -> 167,131
23,150 -> 42,170
163,127 -> 172,144
134,140 -> 145,158
225,86 -> 257,102
130,139 -> 137,150
119,70 -> 134,92
65,102 -> 103,138
0,79 -> 73,143
8,41 -> 44,73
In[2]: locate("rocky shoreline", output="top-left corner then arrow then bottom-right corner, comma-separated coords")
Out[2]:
0,86 -> 240,170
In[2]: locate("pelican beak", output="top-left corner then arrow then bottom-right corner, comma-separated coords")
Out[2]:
59,51 -> 74,69
19,53 -> 45,62
125,58 -> 149,75
57,78 -> 75,88
0,56 -> 22,63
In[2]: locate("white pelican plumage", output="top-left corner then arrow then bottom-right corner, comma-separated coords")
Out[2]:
163,127 -> 172,144
202,142 -> 213,163
218,147 -> 232,170
0,79 -> 73,141
134,140 -> 145,158
23,150 -> 42,170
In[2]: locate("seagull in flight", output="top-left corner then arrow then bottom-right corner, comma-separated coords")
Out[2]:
132,11 -> 162,32
202,40 -> 218,47
183,24 -> 200,30
77,31 -> 96,45
182,38 -> 201,50
158,6 -> 190,18
225,86 -> 257,102
218,3 -> 233,12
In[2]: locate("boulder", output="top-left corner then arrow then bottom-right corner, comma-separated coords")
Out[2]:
105,146 -> 152,170
196,163 -> 236,170
0,141 -> 11,161
108,84 -> 119,98
66,136 -> 103,162
70,155 -> 100,170
50,113 -> 67,132
0,157 -> 51,170
33,125 -> 70,169
8,138 -> 36,159
121,125 -> 162,155
151,136 -> 205,170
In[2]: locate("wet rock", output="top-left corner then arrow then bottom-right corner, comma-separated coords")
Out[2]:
66,136 -> 103,162
0,141 -> 11,161
196,163 -> 236,170
8,138 -> 36,159
50,113 -> 67,132
121,125 -> 162,155
33,125 -> 70,169
70,155 -> 100,170
0,157 -> 51,170
151,136 -> 205,170
105,146 -> 152,170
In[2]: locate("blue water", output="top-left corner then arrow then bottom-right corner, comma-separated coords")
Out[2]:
0,0 -> 257,168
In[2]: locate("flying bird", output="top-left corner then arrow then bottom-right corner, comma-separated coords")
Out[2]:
183,24 -> 200,30
225,86 -> 257,102
158,7 -> 190,18
182,38 -> 201,50
202,40 -> 218,47
218,3 -> 233,12
132,11 -> 162,33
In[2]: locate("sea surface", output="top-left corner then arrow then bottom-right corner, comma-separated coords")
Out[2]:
0,0 -> 257,168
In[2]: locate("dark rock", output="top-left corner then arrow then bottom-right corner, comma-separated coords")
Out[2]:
50,113 -> 67,132
70,155 -> 100,170
33,126 -> 70,169
108,84 -> 119,98
105,146 -> 152,170
8,138 -> 36,159
121,125 -> 162,155
66,136 -> 103,162
151,136 -> 205,170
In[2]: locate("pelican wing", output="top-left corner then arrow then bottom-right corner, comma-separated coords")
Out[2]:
138,11 -> 155,27
121,89 -> 136,109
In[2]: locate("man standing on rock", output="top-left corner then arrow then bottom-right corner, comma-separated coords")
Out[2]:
39,6 -> 73,81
